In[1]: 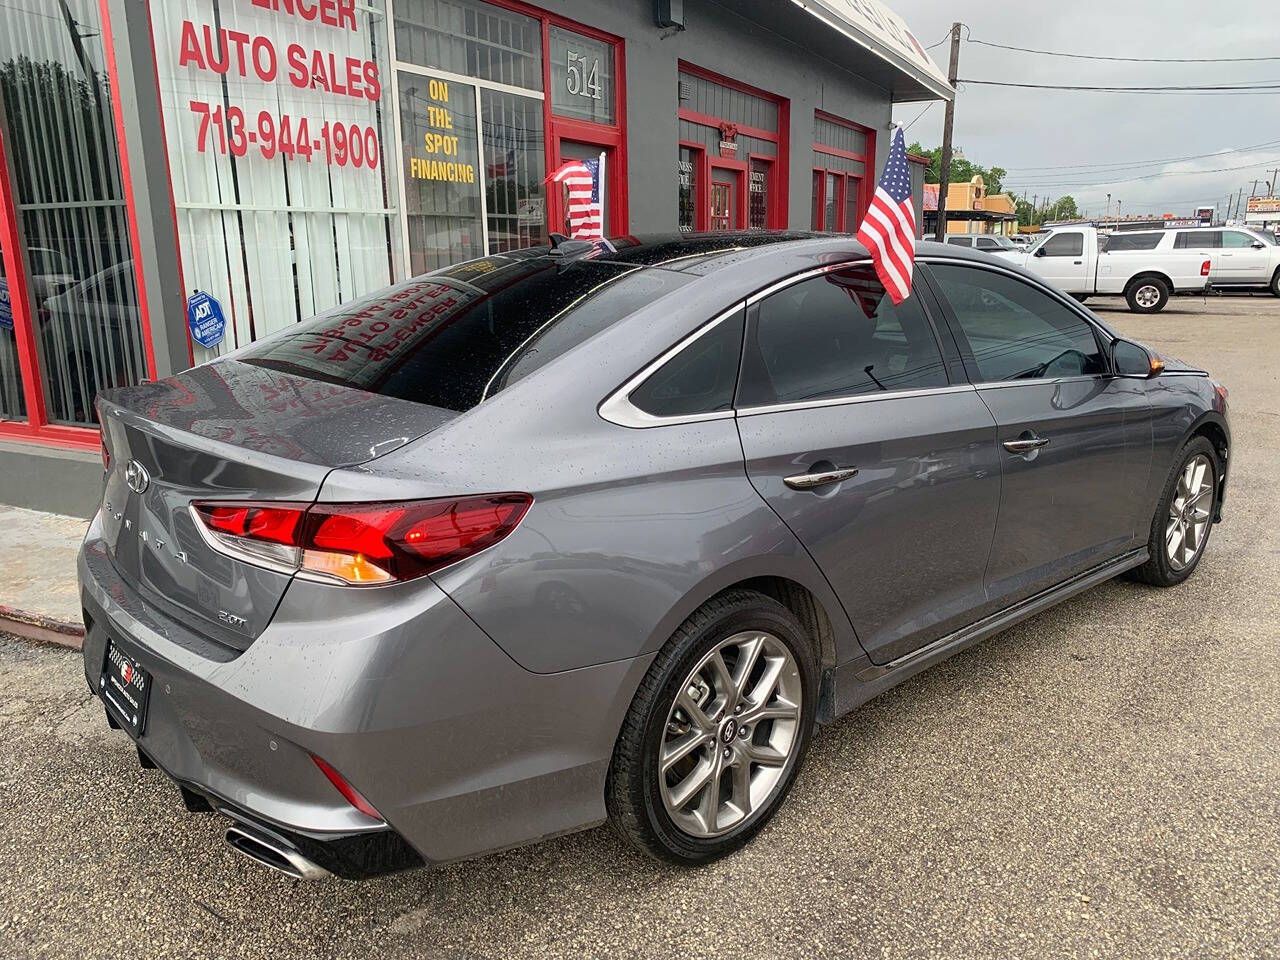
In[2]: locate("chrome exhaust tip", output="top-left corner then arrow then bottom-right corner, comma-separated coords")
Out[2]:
224,826 -> 330,881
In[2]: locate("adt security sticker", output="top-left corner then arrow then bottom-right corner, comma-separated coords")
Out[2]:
186,290 -> 226,349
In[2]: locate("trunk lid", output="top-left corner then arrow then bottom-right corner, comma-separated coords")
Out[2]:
97,360 -> 455,652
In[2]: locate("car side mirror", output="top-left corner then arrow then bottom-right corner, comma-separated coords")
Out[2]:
1252,240 -> 1266,249
1034,247 -> 1047,257
1112,338 -> 1164,378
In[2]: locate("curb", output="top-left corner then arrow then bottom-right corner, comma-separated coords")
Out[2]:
0,604 -> 84,651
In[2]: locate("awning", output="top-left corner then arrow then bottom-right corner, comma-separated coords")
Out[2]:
698,0 -> 953,103
789,0 -> 954,102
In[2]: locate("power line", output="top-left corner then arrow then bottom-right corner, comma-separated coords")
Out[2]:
1005,155 -> 1280,189
958,78 -> 1280,93
1005,138 -> 1280,172
901,102 -> 934,133
966,37 -> 1280,64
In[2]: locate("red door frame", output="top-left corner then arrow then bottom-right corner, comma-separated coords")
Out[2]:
813,110 -> 876,227
496,0 -> 628,237
677,60 -> 789,231
811,168 -> 865,233
708,156 -> 748,231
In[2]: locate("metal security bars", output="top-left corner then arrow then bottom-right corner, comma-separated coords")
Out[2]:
0,0 -> 147,440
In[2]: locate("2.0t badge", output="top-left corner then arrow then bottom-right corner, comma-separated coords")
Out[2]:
125,460 -> 150,494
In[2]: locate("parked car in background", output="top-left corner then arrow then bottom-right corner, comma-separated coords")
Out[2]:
1155,227 -> 1280,295
80,233 -> 1230,880
1009,235 -> 1036,248
1019,226 -> 1213,312
945,234 -> 1022,256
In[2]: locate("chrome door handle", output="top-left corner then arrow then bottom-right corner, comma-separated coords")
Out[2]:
1002,437 -> 1050,453
784,467 -> 859,490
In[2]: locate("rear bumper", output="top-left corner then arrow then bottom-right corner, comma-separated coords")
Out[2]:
78,512 -> 653,871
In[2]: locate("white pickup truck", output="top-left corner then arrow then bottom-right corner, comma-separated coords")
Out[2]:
1016,226 -> 1214,313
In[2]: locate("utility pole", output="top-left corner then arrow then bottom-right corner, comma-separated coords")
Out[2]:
1270,168 -> 1279,195
934,22 -> 962,241
1105,193 -> 1111,219
1233,188 -> 1243,222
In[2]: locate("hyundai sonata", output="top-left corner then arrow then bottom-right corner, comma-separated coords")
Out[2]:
80,233 -> 1229,878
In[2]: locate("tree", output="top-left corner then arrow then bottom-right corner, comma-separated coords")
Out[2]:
907,143 -> 1006,195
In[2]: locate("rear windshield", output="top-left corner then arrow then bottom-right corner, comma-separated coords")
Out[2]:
237,255 -> 692,412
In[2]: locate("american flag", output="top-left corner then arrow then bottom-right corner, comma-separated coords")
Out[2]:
548,156 -> 604,239
855,128 -> 917,305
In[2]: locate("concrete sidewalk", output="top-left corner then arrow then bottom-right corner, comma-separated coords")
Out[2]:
0,504 -> 88,648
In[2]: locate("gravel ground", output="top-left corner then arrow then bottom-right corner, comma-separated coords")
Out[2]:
1,295 -> 1277,960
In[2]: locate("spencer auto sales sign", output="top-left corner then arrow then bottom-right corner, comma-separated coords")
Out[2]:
172,0 -> 383,172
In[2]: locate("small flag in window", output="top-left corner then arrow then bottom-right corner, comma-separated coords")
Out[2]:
547,156 -> 604,240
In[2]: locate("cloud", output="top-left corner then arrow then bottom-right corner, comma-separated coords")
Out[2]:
890,0 -> 1280,215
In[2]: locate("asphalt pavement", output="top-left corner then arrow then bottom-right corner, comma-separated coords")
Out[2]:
1,294 -> 1277,960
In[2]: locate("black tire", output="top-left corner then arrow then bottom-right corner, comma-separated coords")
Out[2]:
1070,293 -> 1090,304
1129,436 -> 1219,587
1125,276 -> 1170,314
606,589 -> 818,865
1270,268 -> 1280,298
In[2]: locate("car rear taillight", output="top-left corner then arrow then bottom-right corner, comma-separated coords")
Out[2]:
311,754 -> 383,822
1201,259 -> 1211,277
190,494 -> 532,585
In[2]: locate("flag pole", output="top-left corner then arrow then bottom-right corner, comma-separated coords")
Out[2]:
598,151 -> 607,238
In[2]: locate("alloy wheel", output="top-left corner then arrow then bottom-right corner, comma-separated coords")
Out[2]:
1135,284 -> 1161,308
658,631 -> 802,838
1166,453 -> 1213,571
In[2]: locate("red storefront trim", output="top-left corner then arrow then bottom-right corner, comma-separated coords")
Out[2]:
0,93 -> 100,449
676,61 -> 790,229
813,110 -> 877,227
489,0 -> 629,237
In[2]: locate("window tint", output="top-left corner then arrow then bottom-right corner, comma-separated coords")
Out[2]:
1040,232 -> 1084,257
930,264 -> 1105,382
1105,232 -> 1162,252
1222,231 -> 1258,248
1174,230 -> 1221,249
975,237 -> 997,249
238,257 -> 692,412
1112,339 -> 1152,377
946,236 -> 972,247
628,310 -> 744,417
738,266 -> 948,406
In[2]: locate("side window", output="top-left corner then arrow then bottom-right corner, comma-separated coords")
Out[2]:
946,236 -> 972,247
737,266 -> 948,406
1222,231 -> 1257,249
1175,230 -> 1221,249
1040,232 -> 1084,257
930,264 -> 1105,382
628,309 -> 744,418
974,237 -> 998,249
1105,233 -> 1162,252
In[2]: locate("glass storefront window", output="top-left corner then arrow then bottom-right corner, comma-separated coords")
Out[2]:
1,0 -> 146,426
749,159 -> 770,230
549,26 -> 615,125
825,173 -> 839,233
482,89 -> 546,253
401,74 -> 484,273
679,147 -> 698,233
0,244 -> 26,420
396,0 -> 543,91
152,0 -> 401,361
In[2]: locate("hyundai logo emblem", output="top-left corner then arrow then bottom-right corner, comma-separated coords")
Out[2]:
125,460 -> 151,494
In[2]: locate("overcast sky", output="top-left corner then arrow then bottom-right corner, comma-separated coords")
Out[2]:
888,0 -> 1280,217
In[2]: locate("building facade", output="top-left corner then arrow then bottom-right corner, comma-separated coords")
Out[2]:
0,0 -> 949,515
